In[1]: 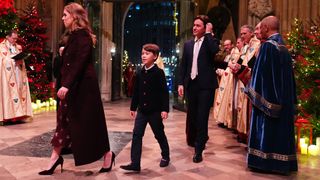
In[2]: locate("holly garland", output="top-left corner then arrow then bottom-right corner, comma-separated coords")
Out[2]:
286,18 -> 320,140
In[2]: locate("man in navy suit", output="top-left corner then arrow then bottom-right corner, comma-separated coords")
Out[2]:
178,15 -> 229,163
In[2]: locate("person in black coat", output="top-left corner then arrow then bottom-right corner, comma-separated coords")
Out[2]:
52,30 -> 70,110
120,44 -> 170,172
178,15 -> 230,163
39,3 -> 114,175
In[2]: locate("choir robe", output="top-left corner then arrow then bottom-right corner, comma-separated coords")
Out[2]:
0,40 -> 32,123
246,33 -> 298,173
213,47 -> 240,128
236,38 -> 260,135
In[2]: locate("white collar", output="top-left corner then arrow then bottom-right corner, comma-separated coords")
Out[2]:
144,64 -> 155,71
194,36 -> 204,42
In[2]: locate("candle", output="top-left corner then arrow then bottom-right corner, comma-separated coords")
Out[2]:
300,138 -> 306,146
31,103 -> 38,110
308,145 -> 319,156
316,137 -> 320,148
301,143 -> 308,155
53,100 -> 57,106
36,99 -> 41,105
49,98 -> 54,106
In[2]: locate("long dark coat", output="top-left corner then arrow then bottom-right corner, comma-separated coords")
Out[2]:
58,28 -> 110,166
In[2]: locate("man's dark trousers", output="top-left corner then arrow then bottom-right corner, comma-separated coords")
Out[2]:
187,78 -> 214,153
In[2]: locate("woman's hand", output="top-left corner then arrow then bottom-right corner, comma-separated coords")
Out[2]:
57,86 -> 69,100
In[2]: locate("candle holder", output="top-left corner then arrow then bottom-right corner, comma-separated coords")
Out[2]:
295,118 -> 313,153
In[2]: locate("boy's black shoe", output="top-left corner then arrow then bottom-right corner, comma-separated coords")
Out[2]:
193,153 -> 203,163
159,158 -> 170,167
120,164 -> 141,172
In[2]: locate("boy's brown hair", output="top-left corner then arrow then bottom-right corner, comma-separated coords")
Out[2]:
143,43 -> 160,60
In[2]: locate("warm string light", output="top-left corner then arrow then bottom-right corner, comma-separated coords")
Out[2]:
17,2 -> 51,101
0,0 -> 18,37
287,18 -> 320,143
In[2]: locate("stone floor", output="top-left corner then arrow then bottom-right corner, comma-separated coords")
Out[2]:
0,99 -> 319,180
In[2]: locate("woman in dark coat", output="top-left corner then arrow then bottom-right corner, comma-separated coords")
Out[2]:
39,3 -> 114,175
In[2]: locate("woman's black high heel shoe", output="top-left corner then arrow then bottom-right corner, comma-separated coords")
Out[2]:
99,152 -> 115,173
39,156 -> 64,175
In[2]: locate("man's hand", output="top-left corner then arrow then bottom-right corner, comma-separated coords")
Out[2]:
178,85 -> 184,97
216,68 -> 224,76
206,22 -> 213,34
228,61 -> 241,73
14,59 -> 23,66
161,111 -> 168,120
16,45 -> 22,51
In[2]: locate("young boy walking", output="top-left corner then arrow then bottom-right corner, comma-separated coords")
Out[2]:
120,44 -> 170,172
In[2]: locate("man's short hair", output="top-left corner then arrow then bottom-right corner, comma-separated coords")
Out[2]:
142,43 -> 160,57
194,15 -> 210,26
6,30 -> 18,37
240,25 -> 254,33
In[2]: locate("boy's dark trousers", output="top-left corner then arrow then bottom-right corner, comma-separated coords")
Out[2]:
130,111 -> 170,167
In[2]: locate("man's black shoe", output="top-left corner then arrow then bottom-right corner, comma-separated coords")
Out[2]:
120,164 -> 141,172
192,153 -> 203,163
159,158 -> 170,167
217,123 -> 226,128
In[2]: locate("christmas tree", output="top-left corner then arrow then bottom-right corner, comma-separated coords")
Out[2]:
286,18 -> 320,140
0,0 -> 18,39
18,1 -> 51,101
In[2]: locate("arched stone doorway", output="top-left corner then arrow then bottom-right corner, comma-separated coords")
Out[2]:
111,1 -> 179,100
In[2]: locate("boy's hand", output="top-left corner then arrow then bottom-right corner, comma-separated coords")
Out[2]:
178,85 -> 184,97
130,111 -> 136,119
161,111 -> 168,120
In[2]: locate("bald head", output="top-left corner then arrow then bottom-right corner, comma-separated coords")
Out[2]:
260,16 -> 280,39
261,16 -> 280,32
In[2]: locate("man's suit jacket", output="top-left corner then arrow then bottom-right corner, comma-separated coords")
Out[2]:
178,33 -> 226,89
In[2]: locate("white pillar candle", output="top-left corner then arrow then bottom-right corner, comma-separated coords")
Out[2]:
316,137 -> 320,148
36,99 -> 41,106
301,143 -> 308,155
308,145 -> 319,156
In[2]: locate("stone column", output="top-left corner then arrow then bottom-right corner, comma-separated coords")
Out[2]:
51,0 -> 64,55
238,0 -> 249,29
312,0 -> 320,18
100,2 -> 113,102
179,0 -> 194,48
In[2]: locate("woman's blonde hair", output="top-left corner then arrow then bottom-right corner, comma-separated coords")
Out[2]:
64,2 -> 96,45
